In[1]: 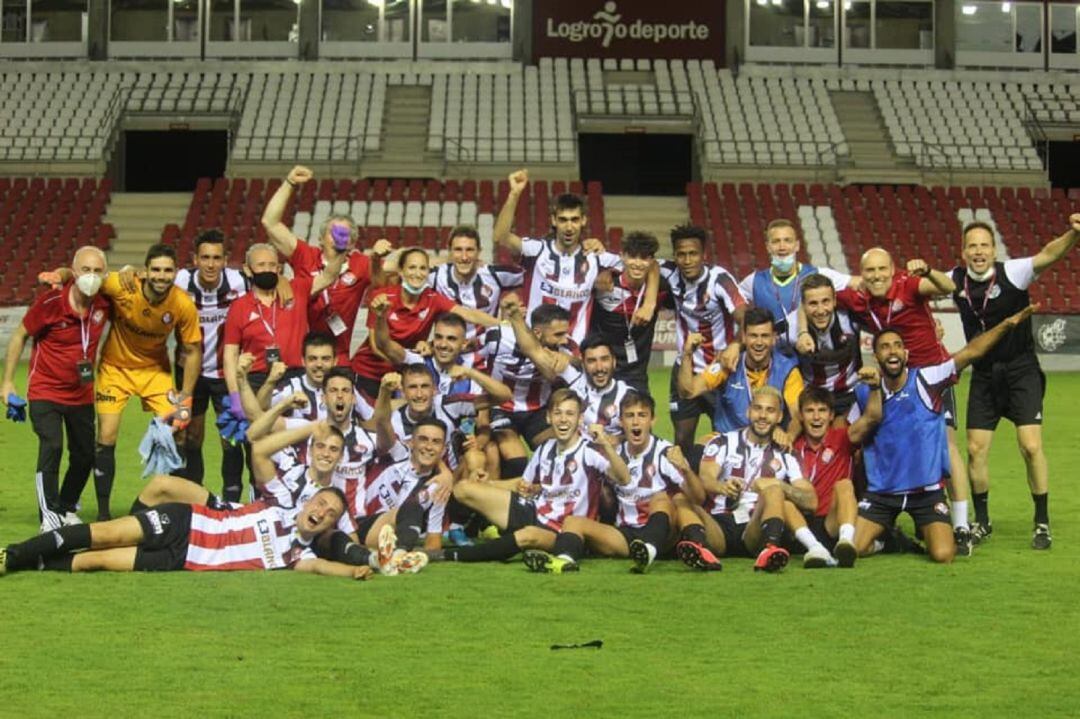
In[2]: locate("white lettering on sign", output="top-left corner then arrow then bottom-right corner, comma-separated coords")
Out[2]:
545,1 -> 710,48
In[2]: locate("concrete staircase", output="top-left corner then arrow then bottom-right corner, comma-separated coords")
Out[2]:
104,193 -> 191,267
603,196 -> 689,254
829,91 -> 921,185
361,86 -> 442,178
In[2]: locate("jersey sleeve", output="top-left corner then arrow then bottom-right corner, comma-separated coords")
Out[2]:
834,287 -> 860,312
899,273 -> 923,303
354,392 -> 375,421
290,276 -> 314,303
657,447 -> 686,488
433,291 -> 458,315
737,273 -> 754,302
711,269 -> 747,313
490,264 -> 525,290
100,271 -> 124,299
598,252 -> 623,271
584,444 -> 612,477
658,260 -> 679,284
222,300 -> 244,346
20,293 -> 50,336
521,449 -> 542,484
402,349 -> 425,366
349,252 -> 373,284
700,434 -> 727,464
288,240 -> 320,271
782,370 -> 805,418
1004,257 -> 1037,289
916,359 -> 958,410
780,450 -> 804,481
520,238 -> 544,260
701,361 -> 729,391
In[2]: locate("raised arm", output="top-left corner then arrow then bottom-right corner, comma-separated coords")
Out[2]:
665,445 -> 706,506
448,364 -> 512,406
450,304 -> 499,329
311,247 -> 346,295
588,424 -> 630,486
246,389 -> 307,443
677,333 -> 718,400
372,372 -> 401,453
631,260 -> 661,326
907,258 -> 956,297
369,293 -> 407,366
493,169 -> 528,255
953,304 -> 1037,372
250,419 -> 320,484
1032,213 -> 1080,273
255,361 -> 288,412
847,366 -> 884,445
502,295 -> 571,380
0,323 -> 29,405
260,165 -> 314,259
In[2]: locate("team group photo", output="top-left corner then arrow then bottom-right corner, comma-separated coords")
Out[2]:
1,0 -> 1079,713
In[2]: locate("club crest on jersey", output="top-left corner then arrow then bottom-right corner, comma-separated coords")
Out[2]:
341,272 -> 357,286
703,442 -> 721,459
890,299 -> 904,313
769,457 -> 782,473
987,284 -> 1002,299
821,448 -> 835,464
479,285 -> 492,299
418,308 -> 430,320
566,459 -> 578,474
603,404 -> 617,419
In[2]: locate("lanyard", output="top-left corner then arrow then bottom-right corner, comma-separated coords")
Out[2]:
622,277 -> 646,335
255,300 -> 277,337
78,314 -> 90,360
867,295 -> 894,332
799,442 -> 819,484
963,273 -> 997,332
771,269 -> 801,319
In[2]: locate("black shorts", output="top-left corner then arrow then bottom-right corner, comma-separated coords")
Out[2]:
614,366 -> 650,397
192,375 -> 230,417
941,385 -> 958,430
966,357 -> 1045,431
356,512 -> 383,544
133,503 -> 192,571
858,489 -> 951,529
668,364 -> 716,422
491,408 -> 550,449
505,492 -> 539,532
710,513 -> 751,557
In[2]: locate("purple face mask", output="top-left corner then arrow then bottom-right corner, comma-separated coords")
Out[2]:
330,224 -> 351,250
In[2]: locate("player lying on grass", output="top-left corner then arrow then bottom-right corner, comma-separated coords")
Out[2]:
522,392 -> 705,574
850,303 -> 1039,564
437,388 -> 629,564
673,386 -> 816,573
0,486 -> 372,579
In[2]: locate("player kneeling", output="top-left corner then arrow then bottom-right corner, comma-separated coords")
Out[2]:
0,487 -> 372,580
524,392 -> 705,574
674,386 -> 818,572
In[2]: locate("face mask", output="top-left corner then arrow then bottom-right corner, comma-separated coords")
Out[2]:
770,254 -> 796,274
251,271 -> 278,290
76,273 -> 103,297
401,280 -> 426,295
330,224 -> 352,251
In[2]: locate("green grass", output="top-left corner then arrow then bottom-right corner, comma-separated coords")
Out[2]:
2,370 -> 1079,718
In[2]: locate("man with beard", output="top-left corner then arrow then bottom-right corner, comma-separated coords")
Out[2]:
679,307 -> 804,438
850,304 -> 1038,564
950,215 -> 1080,548
674,386 -> 813,573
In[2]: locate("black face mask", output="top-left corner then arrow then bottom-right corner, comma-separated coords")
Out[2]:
251,271 -> 278,290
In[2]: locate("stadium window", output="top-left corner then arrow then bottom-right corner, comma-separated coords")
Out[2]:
208,0 -> 233,40
1049,3 -> 1078,54
21,0 -> 86,41
1,0 -> 30,41
240,0 -> 299,41
450,0 -> 510,43
808,0 -> 836,46
110,0 -> 167,41
844,0 -> 871,47
749,0 -> 804,47
320,0 -> 380,42
875,0 -> 933,49
384,0 -> 409,41
956,1 -> 1044,54
420,0 -> 446,42
172,0 -> 198,40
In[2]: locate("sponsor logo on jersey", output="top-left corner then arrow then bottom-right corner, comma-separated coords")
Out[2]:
821,448 -> 835,464
257,519 -> 276,567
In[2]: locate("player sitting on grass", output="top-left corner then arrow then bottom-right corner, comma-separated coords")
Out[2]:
674,386 -> 819,572
439,389 -> 629,566
783,376 -> 883,568
1,487 -> 372,580
522,392 -> 705,574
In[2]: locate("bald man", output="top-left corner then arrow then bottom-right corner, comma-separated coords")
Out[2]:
828,248 -> 975,554
2,247 -> 111,531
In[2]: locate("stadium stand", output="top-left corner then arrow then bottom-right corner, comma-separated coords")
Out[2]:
0,177 -> 114,305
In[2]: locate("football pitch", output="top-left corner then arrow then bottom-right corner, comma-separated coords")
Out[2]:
1,370 -> 1079,718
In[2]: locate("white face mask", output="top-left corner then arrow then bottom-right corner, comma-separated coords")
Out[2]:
76,272 -> 103,297
401,280 -> 426,295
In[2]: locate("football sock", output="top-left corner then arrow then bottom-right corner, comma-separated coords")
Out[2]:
1032,492 -> 1049,524
445,532 -> 519,562
179,444 -> 205,485
5,524 -> 92,571
394,498 -> 426,550
129,498 -> 149,514
794,527 -> 823,552
553,532 -> 585,562
501,456 -> 528,479
951,500 -> 969,530
761,517 -> 784,547
973,491 -> 990,525
327,530 -> 372,566
640,511 -> 670,550
93,443 -> 116,518
838,523 -> 855,544
221,441 -> 245,502
680,523 -> 707,545
41,555 -> 74,572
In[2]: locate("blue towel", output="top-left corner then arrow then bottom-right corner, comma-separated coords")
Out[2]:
6,393 -> 26,422
138,417 -> 184,478
215,394 -> 249,443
